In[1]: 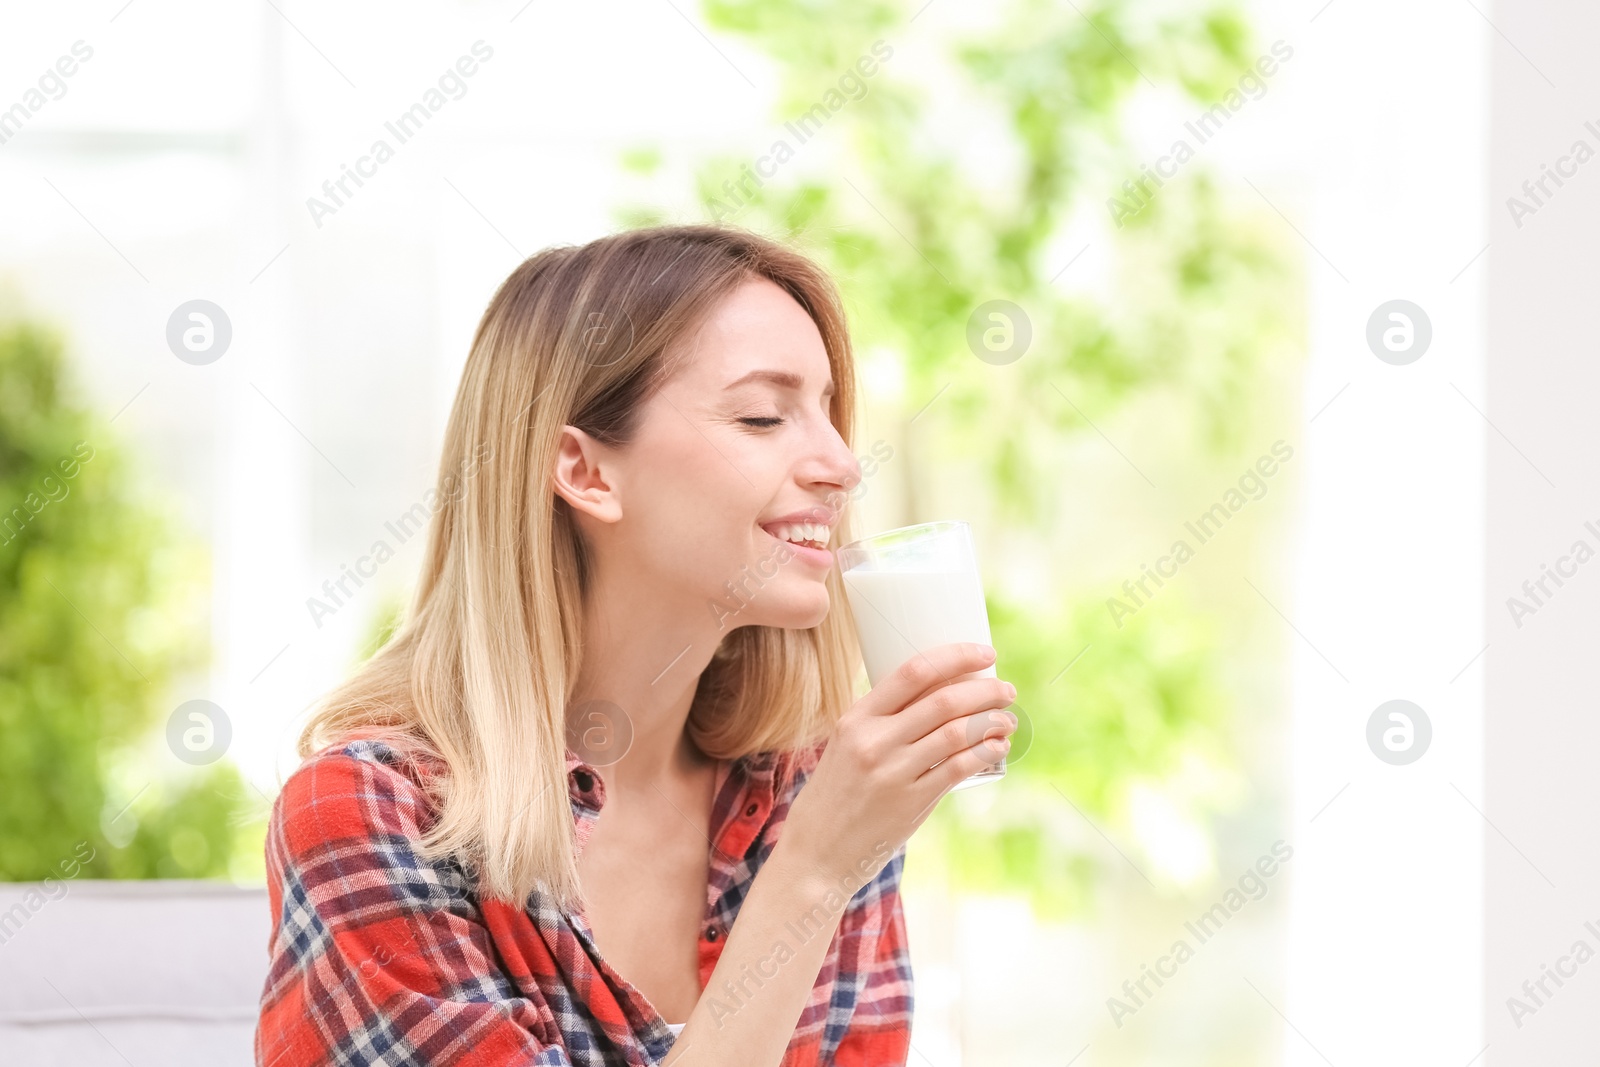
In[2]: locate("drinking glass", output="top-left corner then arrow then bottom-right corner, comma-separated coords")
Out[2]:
837,521 -> 1007,790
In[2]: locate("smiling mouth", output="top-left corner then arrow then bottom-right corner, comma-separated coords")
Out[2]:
758,522 -> 831,551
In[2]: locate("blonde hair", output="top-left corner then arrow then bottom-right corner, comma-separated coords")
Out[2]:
297,224 -> 865,910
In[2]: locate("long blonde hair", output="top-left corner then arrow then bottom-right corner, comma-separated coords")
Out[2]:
297,224 -> 865,910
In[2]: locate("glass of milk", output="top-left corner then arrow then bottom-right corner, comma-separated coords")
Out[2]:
837,521 -> 1007,790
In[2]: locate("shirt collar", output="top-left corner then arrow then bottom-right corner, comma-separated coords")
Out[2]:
565,746 -> 605,810
564,746 -> 787,859
564,747 -> 787,806
565,747 -> 602,860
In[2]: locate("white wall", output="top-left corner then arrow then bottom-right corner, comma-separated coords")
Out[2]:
1483,1 -> 1600,1060
1272,1 -> 1488,1063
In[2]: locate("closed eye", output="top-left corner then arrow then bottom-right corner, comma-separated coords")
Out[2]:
738,416 -> 785,428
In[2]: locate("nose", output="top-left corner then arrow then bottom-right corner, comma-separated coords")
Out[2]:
806,421 -> 863,495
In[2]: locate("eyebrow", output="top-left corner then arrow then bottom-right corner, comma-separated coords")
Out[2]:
724,369 -> 835,395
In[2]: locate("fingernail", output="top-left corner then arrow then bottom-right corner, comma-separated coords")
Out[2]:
1004,682 -> 1017,701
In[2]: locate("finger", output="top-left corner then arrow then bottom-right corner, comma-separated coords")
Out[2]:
893,675 -> 1015,747
918,735 -> 1010,793
858,642 -> 997,717
907,703 -> 1017,770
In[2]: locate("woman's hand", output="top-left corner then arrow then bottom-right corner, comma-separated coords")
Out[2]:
680,643 -> 1011,1067
780,642 -> 1018,887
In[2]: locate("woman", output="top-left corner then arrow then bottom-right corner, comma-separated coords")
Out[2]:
254,224 -> 1018,1067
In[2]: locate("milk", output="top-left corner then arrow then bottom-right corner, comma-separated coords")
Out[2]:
840,566 -> 997,687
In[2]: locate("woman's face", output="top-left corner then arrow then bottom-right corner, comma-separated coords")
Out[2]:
558,277 -> 862,633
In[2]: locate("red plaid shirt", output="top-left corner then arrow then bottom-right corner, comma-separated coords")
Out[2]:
254,736 -> 913,1066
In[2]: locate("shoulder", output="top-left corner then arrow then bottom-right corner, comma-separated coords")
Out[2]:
271,736 -> 446,859
266,737 -> 472,923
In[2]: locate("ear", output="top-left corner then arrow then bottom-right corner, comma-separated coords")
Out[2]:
552,425 -> 623,524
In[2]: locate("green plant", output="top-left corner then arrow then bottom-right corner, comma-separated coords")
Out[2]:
621,0 -> 1302,917
0,316 -> 247,881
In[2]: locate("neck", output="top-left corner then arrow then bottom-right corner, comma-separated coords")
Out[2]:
567,570 -> 734,794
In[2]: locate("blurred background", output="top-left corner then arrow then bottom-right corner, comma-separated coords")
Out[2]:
3,0 -> 1593,1063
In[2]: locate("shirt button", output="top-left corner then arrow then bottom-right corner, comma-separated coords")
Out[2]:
705,926 -> 719,941
744,803 -> 758,817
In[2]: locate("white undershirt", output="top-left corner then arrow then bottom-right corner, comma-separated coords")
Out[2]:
666,1022 -> 685,1037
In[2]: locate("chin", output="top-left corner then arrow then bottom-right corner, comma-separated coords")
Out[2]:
758,586 -> 832,631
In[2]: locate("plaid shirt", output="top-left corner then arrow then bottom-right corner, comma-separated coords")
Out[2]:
254,736 -> 913,1067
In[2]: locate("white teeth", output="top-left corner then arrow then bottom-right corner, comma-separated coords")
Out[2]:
768,522 -> 829,546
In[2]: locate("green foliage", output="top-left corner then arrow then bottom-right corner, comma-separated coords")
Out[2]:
102,765 -> 255,880
923,591 -> 1242,920
622,0 -> 1301,915
0,316 -> 247,881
